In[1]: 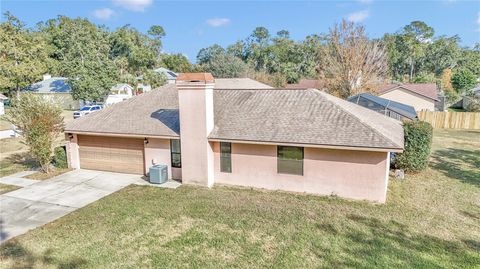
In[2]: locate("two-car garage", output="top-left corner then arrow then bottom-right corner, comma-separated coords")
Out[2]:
77,135 -> 145,175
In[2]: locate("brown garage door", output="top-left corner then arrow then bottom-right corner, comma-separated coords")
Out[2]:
78,135 -> 144,174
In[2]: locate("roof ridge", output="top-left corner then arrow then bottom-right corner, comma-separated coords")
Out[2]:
313,90 -> 403,149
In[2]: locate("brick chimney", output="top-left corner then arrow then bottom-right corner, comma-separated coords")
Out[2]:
176,73 -> 215,187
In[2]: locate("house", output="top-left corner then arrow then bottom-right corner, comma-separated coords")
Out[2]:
23,74 -> 80,110
105,84 -> 134,106
286,79 -> 323,89
64,73 -> 404,203
154,67 -> 178,84
0,94 -> 7,115
376,83 -> 439,111
348,93 -> 417,121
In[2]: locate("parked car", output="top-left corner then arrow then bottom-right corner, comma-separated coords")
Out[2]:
73,105 -> 102,119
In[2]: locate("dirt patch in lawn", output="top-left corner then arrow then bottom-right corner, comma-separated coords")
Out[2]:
24,168 -> 72,180
0,183 -> 20,194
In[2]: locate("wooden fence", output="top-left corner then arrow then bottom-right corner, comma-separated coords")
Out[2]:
417,111 -> 480,129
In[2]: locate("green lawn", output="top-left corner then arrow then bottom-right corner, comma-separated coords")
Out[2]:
1,129 -> 479,268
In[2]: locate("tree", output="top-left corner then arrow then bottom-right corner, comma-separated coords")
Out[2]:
319,20 -> 388,98
141,70 -> 166,89
159,53 -> 194,73
39,16 -> 119,101
196,44 -> 225,64
5,93 -> 64,173
201,54 -> 247,78
147,25 -> 165,55
425,36 -> 460,76
0,12 -> 50,95
451,68 -> 477,94
109,25 -> 158,75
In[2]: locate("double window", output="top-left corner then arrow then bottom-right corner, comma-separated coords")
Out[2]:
220,142 -> 232,173
170,139 -> 181,168
277,146 -> 304,176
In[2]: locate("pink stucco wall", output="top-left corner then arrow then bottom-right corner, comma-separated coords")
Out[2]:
177,81 -> 215,187
144,138 -> 172,179
213,142 -> 390,203
65,133 -> 80,169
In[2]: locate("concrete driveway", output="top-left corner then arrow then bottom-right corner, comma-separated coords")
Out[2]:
0,169 -> 142,242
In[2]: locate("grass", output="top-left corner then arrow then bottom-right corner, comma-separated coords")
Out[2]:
0,183 -> 20,194
24,168 -> 72,180
1,129 -> 479,268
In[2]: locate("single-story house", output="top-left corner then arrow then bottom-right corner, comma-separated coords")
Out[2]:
348,93 -> 417,121
24,74 -> 80,110
64,73 -> 404,203
105,84 -> 134,106
154,67 -> 178,84
376,83 -> 439,111
0,93 -> 7,115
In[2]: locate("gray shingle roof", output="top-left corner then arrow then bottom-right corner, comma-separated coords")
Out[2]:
210,89 -> 403,150
24,77 -> 71,93
66,84 -> 404,150
66,84 -> 179,137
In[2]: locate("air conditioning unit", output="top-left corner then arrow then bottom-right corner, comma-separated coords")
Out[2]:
149,164 -> 168,184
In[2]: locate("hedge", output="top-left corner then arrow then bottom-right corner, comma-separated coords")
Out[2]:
395,121 -> 433,172
52,146 -> 68,169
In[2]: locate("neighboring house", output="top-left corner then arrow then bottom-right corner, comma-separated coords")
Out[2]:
0,94 -> 7,115
348,93 -> 417,121
64,73 -> 404,203
376,83 -> 439,111
286,79 -> 323,89
154,67 -> 178,84
105,84 -> 134,106
23,74 -> 80,110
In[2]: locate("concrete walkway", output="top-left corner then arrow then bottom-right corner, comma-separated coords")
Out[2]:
0,169 -> 142,242
0,171 -> 39,187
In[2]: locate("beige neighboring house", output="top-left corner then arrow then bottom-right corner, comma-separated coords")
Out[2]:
23,74 -> 80,110
64,74 -> 404,203
376,83 -> 439,111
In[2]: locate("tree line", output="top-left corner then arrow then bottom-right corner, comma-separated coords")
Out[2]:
1,12 -> 479,103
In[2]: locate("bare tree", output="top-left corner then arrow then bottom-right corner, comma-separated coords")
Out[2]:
319,20 -> 388,98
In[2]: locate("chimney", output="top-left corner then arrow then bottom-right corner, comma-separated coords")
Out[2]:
43,74 -> 51,81
176,73 -> 215,187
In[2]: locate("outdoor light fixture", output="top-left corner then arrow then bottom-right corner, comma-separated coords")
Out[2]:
144,138 -> 149,144
68,133 -> 74,140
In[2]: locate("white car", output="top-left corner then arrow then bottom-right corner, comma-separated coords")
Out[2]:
73,105 -> 102,119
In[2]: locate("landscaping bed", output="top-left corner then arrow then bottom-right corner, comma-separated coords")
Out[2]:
1,129 -> 478,268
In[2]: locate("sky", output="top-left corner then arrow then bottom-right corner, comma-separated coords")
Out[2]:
2,0 -> 479,62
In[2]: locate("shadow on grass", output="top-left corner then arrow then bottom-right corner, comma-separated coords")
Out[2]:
0,240 -> 87,269
0,152 -> 37,176
312,214 -> 479,268
430,148 -> 480,187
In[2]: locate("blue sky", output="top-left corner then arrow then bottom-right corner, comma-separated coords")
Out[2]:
2,0 -> 479,62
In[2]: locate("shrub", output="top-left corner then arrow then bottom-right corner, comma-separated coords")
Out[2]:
395,121 -> 433,172
53,146 -> 68,168
5,93 -> 64,173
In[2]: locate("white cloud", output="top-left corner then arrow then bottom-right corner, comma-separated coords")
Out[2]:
92,8 -> 115,20
347,10 -> 370,23
206,18 -> 231,27
111,0 -> 153,12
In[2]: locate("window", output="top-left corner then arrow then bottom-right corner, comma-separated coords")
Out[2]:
220,142 -> 232,173
277,146 -> 303,175
171,139 -> 181,168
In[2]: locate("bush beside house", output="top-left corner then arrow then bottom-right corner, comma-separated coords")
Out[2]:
395,121 -> 433,172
